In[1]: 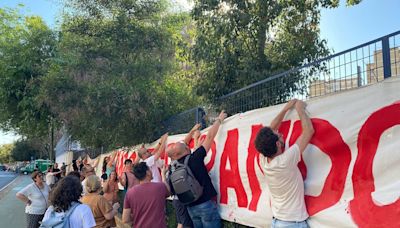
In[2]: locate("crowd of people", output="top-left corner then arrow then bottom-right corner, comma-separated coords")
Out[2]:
15,99 -> 313,228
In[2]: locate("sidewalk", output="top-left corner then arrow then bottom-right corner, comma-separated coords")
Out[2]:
0,175 -> 32,228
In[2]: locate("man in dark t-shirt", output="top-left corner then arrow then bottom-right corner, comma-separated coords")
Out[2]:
167,110 -> 227,228
53,163 -> 61,182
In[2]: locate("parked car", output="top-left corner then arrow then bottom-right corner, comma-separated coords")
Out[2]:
0,164 -> 6,171
20,159 -> 53,173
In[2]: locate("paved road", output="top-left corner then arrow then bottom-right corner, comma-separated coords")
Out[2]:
0,174 -> 31,228
0,171 -> 17,190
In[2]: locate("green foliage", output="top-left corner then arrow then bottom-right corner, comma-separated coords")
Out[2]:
0,7 -> 57,139
37,0 -> 197,148
0,143 -> 14,163
191,0 -> 362,103
11,139 -> 40,161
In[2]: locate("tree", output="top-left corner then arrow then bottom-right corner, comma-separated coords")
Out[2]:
38,0 -> 197,149
0,144 -> 14,163
11,139 -> 41,161
0,7 -> 57,140
191,0 -> 362,105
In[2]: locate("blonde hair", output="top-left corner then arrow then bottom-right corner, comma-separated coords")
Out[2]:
85,175 -> 101,193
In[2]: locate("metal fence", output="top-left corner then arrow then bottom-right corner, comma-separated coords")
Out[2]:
156,30 -> 400,138
217,30 -> 400,115
156,107 -> 207,137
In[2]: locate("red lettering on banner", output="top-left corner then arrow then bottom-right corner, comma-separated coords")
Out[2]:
129,152 -> 137,161
279,120 -> 292,144
220,129 -> 248,208
350,102 -> 400,228
247,124 -> 263,211
288,119 -> 351,216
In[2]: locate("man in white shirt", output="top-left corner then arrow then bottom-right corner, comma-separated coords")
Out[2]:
136,133 -> 168,183
254,99 -> 314,228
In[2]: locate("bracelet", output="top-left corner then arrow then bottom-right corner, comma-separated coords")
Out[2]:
215,119 -> 222,124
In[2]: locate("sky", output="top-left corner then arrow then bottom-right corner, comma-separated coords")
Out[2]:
0,0 -> 399,145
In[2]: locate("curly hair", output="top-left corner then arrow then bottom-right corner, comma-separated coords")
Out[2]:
254,127 -> 279,158
48,176 -> 82,212
133,162 -> 149,181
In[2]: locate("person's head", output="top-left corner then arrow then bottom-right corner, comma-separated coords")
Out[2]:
167,141 -> 190,160
47,165 -> 54,172
138,148 -> 152,160
124,159 -> 133,170
109,170 -> 118,182
85,175 -> 101,193
254,127 -> 284,158
54,163 -> 58,169
133,162 -> 152,181
48,176 -> 83,212
31,171 -> 43,184
67,171 -> 81,179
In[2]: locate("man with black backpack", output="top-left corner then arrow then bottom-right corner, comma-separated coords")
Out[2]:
167,110 -> 227,228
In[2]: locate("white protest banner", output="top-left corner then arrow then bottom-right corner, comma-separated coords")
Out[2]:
112,77 -> 400,227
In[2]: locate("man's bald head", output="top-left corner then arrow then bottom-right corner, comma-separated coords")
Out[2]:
138,147 -> 151,160
167,142 -> 190,160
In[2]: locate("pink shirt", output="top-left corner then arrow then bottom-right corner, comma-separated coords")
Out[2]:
124,182 -> 169,228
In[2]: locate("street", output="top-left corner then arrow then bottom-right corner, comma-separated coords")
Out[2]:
0,173 -> 30,228
0,171 -> 17,191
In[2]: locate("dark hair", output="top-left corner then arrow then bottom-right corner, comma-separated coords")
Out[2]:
254,127 -> 279,158
101,173 -> 108,181
109,170 -> 118,182
67,171 -> 81,179
133,162 -> 148,181
48,176 -> 82,212
102,159 -> 107,173
124,159 -> 132,165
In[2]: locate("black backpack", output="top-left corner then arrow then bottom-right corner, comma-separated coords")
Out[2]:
169,155 -> 203,205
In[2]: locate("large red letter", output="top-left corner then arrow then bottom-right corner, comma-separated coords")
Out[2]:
220,129 -> 248,208
350,102 -> 400,227
289,118 -> 351,216
247,124 -> 263,211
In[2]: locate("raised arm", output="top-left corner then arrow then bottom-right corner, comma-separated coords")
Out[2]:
108,152 -> 117,167
202,111 -> 227,152
270,99 -> 297,131
153,133 -> 168,161
193,130 -> 203,148
294,100 -> 315,153
183,123 -> 201,145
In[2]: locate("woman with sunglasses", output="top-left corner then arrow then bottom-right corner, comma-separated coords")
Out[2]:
16,171 -> 50,228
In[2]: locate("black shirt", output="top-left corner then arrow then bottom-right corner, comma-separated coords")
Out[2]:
53,168 -> 61,179
174,146 -> 217,207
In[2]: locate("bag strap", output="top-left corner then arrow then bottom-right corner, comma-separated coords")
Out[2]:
65,202 -> 80,220
124,172 -> 128,190
183,155 -> 197,180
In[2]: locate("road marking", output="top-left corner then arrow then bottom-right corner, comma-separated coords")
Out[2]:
0,176 -> 18,192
